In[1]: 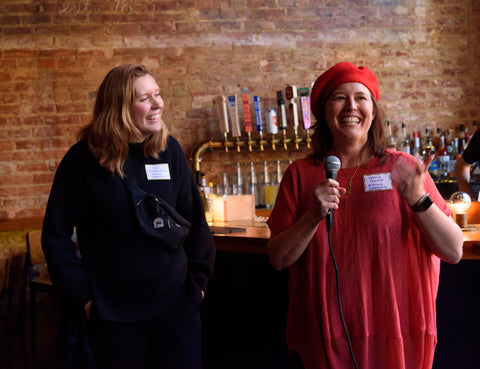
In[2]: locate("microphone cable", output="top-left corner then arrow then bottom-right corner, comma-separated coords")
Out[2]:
326,210 -> 359,369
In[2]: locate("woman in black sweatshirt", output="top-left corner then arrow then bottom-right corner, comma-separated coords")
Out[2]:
42,64 -> 215,369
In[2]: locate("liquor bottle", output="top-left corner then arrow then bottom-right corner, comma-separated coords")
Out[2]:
424,135 -> 437,181
398,122 -> 411,154
465,124 -> 471,148
198,173 -> 213,224
421,127 -> 431,155
437,134 -> 450,182
458,124 -> 467,154
446,129 -> 455,159
411,131 -> 421,159
423,134 -> 435,156
386,120 -> 397,150
450,137 -> 459,160
433,128 -> 442,151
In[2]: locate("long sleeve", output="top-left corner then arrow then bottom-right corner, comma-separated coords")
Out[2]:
42,142 -> 93,313
173,142 -> 215,291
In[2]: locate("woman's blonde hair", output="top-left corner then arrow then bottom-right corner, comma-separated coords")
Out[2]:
79,64 -> 169,177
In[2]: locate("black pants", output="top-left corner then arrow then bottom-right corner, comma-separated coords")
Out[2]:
86,312 -> 202,369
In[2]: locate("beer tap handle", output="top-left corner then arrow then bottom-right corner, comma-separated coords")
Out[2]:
277,90 -> 290,150
215,95 -> 230,152
227,95 -> 242,152
265,109 -> 279,151
299,87 -> 312,149
253,96 -> 266,151
286,85 -> 301,149
241,88 -> 253,152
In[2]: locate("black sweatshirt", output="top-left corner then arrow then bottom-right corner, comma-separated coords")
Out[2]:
42,136 -> 215,322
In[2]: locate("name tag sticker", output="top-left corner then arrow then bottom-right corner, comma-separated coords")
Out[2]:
145,164 -> 171,180
363,173 -> 393,192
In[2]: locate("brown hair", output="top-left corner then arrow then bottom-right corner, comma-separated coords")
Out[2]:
310,93 -> 388,163
78,64 -> 169,177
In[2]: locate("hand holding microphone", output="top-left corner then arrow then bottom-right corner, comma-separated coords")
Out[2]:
313,156 -> 346,223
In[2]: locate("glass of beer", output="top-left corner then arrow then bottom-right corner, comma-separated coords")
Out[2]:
264,184 -> 279,209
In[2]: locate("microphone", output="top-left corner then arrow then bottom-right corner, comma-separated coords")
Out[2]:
324,156 -> 341,231
325,156 -> 341,180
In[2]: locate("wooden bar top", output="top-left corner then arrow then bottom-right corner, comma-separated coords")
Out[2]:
1,215 -> 480,259
459,225 -> 480,259
211,219 -> 480,260
210,220 -> 270,254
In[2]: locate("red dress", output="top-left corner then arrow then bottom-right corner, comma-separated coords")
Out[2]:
267,150 -> 451,369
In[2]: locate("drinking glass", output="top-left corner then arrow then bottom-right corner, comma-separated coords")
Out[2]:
264,184 -> 279,209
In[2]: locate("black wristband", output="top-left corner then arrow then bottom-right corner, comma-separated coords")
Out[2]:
410,193 -> 433,212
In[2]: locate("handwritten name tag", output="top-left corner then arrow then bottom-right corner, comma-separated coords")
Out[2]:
145,164 -> 171,180
363,173 -> 393,192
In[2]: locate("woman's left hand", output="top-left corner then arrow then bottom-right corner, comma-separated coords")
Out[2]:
391,152 -> 464,263
391,153 -> 435,206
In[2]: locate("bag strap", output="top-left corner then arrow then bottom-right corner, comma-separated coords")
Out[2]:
121,161 -> 138,192
121,162 -> 192,229
121,173 -> 136,192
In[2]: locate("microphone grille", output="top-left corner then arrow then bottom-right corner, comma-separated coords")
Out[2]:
325,156 -> 341,171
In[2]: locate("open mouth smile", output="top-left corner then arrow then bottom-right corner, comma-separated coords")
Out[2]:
340,117 -> 361,125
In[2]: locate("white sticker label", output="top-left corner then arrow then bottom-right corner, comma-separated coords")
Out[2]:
145,164 -> 171,180
363,173 -> 393,192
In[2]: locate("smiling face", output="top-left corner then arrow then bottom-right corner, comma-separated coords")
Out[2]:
131,74 -> 164,141
324,82 -> 376,147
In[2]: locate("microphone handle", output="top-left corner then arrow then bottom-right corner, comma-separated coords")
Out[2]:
326,172 -> 336,181
326,209 -> 333,232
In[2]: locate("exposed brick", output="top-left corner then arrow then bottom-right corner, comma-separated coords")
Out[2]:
14,138 -> 52,151
2,26 -> 33,35
0,0 -> 479,220
0,187 -> 18,198
33,173 -> 55,185
22,14 -> 52,25
1,174 -> 34,187
0,15 -> 21,25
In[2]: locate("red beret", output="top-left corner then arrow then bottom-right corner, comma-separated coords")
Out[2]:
310,62 -> 379,121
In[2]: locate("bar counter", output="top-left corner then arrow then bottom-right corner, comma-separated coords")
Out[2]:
211,218 -> 480,260
210,219 -> 270,254
2,202 -> 480,259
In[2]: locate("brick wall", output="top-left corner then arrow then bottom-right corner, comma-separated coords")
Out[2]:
0,0 -> 479,219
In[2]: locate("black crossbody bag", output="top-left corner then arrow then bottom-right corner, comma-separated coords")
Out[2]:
122,174 -> 191,253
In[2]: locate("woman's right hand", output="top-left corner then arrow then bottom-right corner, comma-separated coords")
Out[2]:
267,178 -> 346,270
312,179 -> 346,220
84,300 -> 93,319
